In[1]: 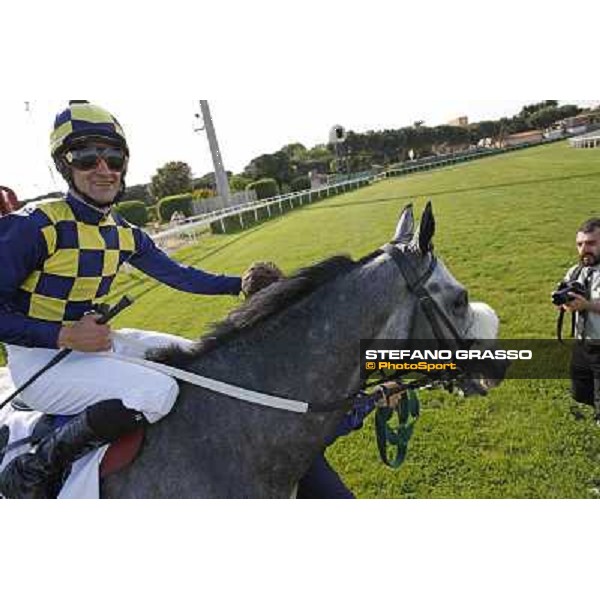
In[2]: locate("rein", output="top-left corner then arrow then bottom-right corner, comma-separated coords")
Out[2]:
101,242 -> 469,417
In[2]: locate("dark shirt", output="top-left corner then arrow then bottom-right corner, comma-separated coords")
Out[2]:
0,192 -> 241,349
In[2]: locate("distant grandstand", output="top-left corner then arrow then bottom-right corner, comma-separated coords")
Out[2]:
570,130 -> 600,149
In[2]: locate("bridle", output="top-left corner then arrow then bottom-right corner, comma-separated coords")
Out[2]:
381,242 -> 470,351
308,240 -> 473,412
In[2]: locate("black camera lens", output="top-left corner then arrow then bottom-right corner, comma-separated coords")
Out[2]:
552,290 -> 568,306
552,280 -> 587,306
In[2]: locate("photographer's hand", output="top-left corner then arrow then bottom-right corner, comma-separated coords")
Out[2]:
563,293 -> 590,313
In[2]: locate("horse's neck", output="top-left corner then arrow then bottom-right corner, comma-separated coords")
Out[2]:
201,257 -> 416,402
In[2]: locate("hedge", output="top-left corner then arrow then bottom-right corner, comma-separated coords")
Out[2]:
114,200 -> 148,227
291,175 -> 311,192
147,205 -> 158,223
157,194 -> 193,223
246,178 -> 279,200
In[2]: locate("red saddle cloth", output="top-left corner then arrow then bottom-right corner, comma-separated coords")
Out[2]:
100,428 -> 144,479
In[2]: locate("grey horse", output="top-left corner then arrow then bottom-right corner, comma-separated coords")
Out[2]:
102,203 -> 500,498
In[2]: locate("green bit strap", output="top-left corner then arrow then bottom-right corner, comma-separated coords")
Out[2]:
375,389 -> 420,469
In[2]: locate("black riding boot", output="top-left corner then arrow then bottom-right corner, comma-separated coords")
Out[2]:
0,399 -> 145,499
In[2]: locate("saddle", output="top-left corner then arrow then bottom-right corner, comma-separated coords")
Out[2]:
1,403 -> 144,479
100,428 -> 144,478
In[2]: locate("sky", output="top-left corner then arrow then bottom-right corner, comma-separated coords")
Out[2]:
1,97 -> 596,200
1,1 -> 596,201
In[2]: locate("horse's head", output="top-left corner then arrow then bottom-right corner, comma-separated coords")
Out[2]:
377,202 -> 505,394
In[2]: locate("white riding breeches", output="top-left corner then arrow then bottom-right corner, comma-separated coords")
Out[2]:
5,329 -> 194,424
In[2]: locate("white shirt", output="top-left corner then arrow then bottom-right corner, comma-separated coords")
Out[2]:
566,264 -> 600,341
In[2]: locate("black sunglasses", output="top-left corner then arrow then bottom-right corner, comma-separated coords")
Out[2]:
65,146 -> 127,172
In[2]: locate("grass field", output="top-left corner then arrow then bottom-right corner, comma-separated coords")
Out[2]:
4,141 -> 600,497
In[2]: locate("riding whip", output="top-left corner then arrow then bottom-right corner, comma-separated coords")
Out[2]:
0,295 -> 134,412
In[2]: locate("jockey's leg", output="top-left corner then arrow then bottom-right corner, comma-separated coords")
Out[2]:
297,454 -> 355,499
0,399 -> 145,499
110,328 -> 195,359
5,344 -> 179,422
2,342 -> 180,498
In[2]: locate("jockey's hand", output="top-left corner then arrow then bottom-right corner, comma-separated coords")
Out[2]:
563,293 -> 590,313
375,382 -> 403,409
58,313 -> 112,352
241,261 -> 284,298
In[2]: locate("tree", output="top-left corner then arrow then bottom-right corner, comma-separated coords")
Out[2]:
243,151 -> 293,186
149,161 -> 193,200
192,171 -> 234,192
281,143 -> 307,162
470,120 -> 501,143
113,201 -> 148,227
121,182 -> 153,205
519,101 -> 558,118
527,107 -> 564,130
230,174 -> 253,192
305,144 -> 334,163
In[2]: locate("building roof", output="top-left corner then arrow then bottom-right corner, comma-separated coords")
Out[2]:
572,130 -> 600,141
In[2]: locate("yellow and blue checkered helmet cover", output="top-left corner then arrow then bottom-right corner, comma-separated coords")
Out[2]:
50,100 -> 128,157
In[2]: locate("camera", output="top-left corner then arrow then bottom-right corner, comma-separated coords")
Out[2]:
551,280 -> 587,306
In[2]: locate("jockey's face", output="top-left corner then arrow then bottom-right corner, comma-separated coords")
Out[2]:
577,227 -> 600,266
70,142 -> 125,205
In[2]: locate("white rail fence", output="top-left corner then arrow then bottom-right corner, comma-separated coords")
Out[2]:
150,174 -> 375,250
149,138 -> 559,251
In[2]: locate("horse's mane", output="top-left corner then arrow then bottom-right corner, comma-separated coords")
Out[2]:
149,255 -> 358,367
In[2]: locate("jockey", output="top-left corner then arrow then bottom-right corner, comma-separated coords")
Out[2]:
0,100 -> 257,499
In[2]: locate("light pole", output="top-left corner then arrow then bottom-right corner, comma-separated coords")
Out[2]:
329,125 -> 347,176
194,101 -> 231,204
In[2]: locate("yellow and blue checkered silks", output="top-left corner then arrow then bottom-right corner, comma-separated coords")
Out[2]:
50,101 -> 128,157
18,198 -> 136,324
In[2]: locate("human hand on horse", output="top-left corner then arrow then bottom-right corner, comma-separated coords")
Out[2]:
374,382 -> 404,409
58,313 -> 112,352
241,262 -> 284,298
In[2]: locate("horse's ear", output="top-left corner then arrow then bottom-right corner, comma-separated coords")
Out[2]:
393,204 -> 415,243
418,201 -> 436,253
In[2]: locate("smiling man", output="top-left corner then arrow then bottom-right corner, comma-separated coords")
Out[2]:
0,101 -> 256,498
68,143 -> 126,205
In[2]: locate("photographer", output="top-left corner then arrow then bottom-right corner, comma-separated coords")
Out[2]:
556,219 -> 600,421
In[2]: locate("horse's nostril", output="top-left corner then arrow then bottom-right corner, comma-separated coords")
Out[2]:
454,291 -> 469,313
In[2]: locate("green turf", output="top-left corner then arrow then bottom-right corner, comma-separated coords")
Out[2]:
4,141 -> 600,497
